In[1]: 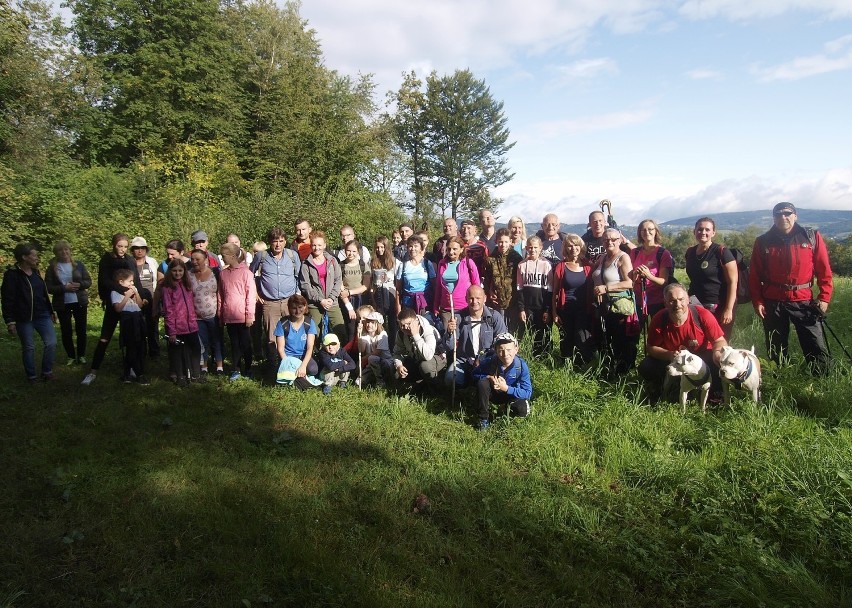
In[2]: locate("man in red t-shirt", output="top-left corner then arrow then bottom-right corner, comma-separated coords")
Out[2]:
639,284 -> 728,398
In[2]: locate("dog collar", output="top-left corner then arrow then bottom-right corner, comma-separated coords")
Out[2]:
731,358 -> 753,389
686,366 -> 711,388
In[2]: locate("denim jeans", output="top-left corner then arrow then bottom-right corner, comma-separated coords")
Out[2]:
17,314 -> 57,379
197,316 -> 223,365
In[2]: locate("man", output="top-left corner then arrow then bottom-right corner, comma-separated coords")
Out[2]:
638,284 -> 727,398
749,202 -> 833,374
460,219 -> 489,275
129,236 -> 160,357
538,213 -> 566,265
471,333 -> 532,430
478,208 -> 497,254
443,285 -> 508,387
393,307 -> 446,390
334,224 -> 371,264
394,222 -> 414,261
291,218 -> 312,261
432,217 -> 458,261
251,227 -> 301,364
582,210 -> 633,265
191,230 -> 221,274
220,233 -> 253,267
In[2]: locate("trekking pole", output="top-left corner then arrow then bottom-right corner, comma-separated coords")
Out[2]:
816,305 -> 852,362
641,277 -> 649,354
599,199 -> 618,229
450,294 -> 457,409
357,317 -> 363,391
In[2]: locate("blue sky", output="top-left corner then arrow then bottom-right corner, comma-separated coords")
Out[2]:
297,0 -> 852,226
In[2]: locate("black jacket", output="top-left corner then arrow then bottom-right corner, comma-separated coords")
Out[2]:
2,265 -> 54,324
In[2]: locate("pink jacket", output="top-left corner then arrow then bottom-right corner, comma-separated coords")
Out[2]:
434,257 -> 481,312
161,283 -> 199,336
217,263 -> 256,324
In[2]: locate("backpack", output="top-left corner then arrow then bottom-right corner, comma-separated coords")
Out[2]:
718,245 -> 750,304
664,305 -> 706,337
631,246 -> 678,286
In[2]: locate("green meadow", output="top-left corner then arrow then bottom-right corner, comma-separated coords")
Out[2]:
2,282 -> 851,607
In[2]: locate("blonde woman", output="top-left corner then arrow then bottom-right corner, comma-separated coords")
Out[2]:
508,216 -> 527,256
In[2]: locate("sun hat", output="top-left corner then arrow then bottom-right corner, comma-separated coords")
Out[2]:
130,236 -> 148,249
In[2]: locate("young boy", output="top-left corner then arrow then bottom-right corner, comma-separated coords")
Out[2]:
317,333 -> 356,395
112,268 -> 149,385
516,235 -> 553,357
471,333 -> 532,430
483,228 -> 523,333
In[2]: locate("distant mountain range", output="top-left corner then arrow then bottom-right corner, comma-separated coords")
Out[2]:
520,209 -> 852,240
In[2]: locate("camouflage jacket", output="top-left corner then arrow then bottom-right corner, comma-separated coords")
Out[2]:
484,249 -> 523,310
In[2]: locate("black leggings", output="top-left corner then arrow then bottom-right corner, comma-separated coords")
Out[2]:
91,305 -> 120,371
57,302 -> 88,359
168,332 -> 202,380
226,323 -> 253,374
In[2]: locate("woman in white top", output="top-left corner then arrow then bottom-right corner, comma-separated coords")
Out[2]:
370,236 -> 400,349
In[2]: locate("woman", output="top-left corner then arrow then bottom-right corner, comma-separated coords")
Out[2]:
130,236 -> 160,357
188,249 -> 224,375
218,242 -> 256,381
552,234 -> 593,367
395,235 -> 435,316
434,236 -> 480,329
628,219 -> 674,322
592,227 -> 638,376
339,240 -> 371,344
82,233 -> 142,386
685,217 -> 737,338
508,215 -> 527,256
299,230 -> 345,343
156,239 -> 190,283
45,240 -> 92,365
2,243 -> 57,382
274,294 -> 320,378
370,236 -> 400,349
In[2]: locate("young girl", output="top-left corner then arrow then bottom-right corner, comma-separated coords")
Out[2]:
161,259 -> 202,385
370,236 -> 400,349
516,235 -> 553,358
299,230 -> 346,343
274,294 -> 319,379
112,268 -> 148,385
218,242 -> 256,381
82,233 -> 144,386
189,249 -> 224,375
434,235 -> 480,329
356,304 -> 393,388
339,239 -> 371,344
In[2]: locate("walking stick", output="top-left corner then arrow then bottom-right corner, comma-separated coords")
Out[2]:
816,306 -> 852,362
357,316 -> 363,390
599,199 -> 618,229
450,294 -> 457,408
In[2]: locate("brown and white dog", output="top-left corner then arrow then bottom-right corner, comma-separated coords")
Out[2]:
718,346 -> 761,406
666,350 -> 711,414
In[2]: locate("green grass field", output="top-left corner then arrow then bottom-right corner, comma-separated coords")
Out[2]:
2,282 -> 851,607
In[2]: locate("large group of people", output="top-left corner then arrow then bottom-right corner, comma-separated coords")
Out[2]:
1,202 -> 835,428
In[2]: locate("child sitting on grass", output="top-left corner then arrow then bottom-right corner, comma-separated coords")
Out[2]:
317,333 -> 356,395
112,268 -> 148,385
471,333 -> 532,431
356,305 -> 393,388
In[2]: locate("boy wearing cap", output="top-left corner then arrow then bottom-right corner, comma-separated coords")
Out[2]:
191,230 -> 221,275
749,202 -> 833,374
471,333 -> 532,430
317,333 -> 357,395
130,236 -> 160,357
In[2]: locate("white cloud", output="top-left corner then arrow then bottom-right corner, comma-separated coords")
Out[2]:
686,68 -> 723,80
752,35 -> 852,81
531,107 -> 655,138
679,0 -> 852,21
553,57 -> 619,84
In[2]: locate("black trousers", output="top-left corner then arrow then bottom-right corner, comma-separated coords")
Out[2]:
556,304 -> 592,366
57,302 -> 88,359
763,300 -> 829,374
168,332 -> 202,380
226,323 -> 253,374
476,377 -> 530,420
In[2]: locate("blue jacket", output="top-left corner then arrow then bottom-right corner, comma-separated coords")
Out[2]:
472,355 -> 533,400
443,306 -> 507,364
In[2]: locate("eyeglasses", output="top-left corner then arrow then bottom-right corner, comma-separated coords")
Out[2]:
605,238 -> 621,242
774,211 -> 794,217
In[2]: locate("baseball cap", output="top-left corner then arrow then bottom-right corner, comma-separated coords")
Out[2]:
130,236 -> 148,249
493,333 -> 518,347
322,333 -> 340,346
362,311 -> 384,324
191,230 -> 209,243
773,202 -> 796,216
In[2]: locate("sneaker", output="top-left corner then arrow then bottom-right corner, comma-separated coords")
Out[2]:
129,369 -> 137,379
77,356 -> 87,364
339,381 -> 349,389
42,373 -> 59,382
214,368 -> 225,376
137,375 -> 150,386
322,385 -> 333,395
228,371 -> 242,382
81,373 -> 97,386
477,419 -> 491,431
176,377 -> 188,387
66,358 -> 76,366
122,375 -> 133,384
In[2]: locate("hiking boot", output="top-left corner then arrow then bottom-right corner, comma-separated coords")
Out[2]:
81,373 -> 96,386
322,385 -> 333,395
477,418 -> 490,431
228,371 -> 242,382
77,356 -> 87,365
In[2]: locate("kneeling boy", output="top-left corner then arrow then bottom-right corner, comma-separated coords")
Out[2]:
317,333 -> 356,395
471,333 -> 532,430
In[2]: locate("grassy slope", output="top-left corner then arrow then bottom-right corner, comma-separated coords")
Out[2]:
2,281 -> 852,607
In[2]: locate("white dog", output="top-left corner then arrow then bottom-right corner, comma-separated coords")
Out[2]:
718,346 -> 761,406
666,350 -> 711,414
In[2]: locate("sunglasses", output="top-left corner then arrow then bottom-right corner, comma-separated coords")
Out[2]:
605,237 -> 621,242
774,211 -> 794,217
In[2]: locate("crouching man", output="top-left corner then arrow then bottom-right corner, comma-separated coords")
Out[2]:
444,285 -> 508,388
471,333 -> 532,430
638,284 -> 728,401
393,307 -> 446,391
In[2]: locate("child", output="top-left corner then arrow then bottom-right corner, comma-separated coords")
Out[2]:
483,228 -> 523,333
356,305 -> 394,388
112,268 -> 149,385
161,259 -> 202,386
317,333 -> 356,395
274,294 -> 319,381
516,236 -> 553,357
471,333 -> 532,430
218,242 -> 256,381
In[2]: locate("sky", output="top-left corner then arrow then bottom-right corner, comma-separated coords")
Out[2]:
294,0 -> 852,226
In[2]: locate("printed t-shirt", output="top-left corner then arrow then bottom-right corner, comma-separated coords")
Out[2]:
274,317 -> 318,359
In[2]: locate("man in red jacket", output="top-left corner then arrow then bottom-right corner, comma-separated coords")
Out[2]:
749,202 -> 833,374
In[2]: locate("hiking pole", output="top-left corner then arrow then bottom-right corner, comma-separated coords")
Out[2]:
450,294 -> 457,409
815,305 -> 852,362
599,199 -> 618,229
357,317 -> 363,391
640,277 -> 649,355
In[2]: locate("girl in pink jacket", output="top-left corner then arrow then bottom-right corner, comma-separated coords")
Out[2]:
218,243 -> 257,381
161,259 -> 201,384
